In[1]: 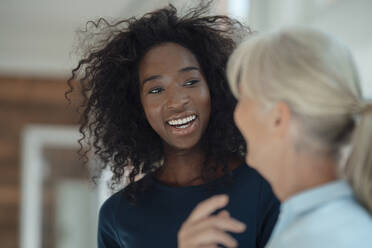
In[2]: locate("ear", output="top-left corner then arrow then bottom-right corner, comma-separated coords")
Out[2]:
269,102 -> 291,138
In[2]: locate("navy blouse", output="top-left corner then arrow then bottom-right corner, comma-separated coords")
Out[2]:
98,164 -> 279,247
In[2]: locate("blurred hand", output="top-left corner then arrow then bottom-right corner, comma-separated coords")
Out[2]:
178,195 -> 246,248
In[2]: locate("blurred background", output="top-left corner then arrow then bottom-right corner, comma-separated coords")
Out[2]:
0,0 -> 371,247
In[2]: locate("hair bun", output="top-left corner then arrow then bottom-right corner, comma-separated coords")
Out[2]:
361,100 -> 372,115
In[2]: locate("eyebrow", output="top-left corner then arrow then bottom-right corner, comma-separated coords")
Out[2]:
141,66 -> 201,85
179,66 -> 200,73
142,75 -> 161,85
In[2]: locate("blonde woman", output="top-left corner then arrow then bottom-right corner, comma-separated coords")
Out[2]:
178,27 -> 372,247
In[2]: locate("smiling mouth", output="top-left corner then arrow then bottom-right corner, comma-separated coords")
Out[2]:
166,114 -> 198,135
167,114 -> 197,129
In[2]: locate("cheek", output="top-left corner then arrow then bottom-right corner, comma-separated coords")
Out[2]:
248,127 -> 281,181
234,103 -> 250,140
235,109 -> 267,166
141,99 -> 162,132
204,95 -> 211,118
233,105 -> 242,131
197,86 -> 211,121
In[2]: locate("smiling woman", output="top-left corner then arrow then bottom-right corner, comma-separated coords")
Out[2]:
66,1 -> 279,248
139,43 -> 211,150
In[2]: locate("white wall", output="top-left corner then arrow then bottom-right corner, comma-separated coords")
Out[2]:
249,0 -> 372,98
2,0 -> 369,97
0,0 -> 185,77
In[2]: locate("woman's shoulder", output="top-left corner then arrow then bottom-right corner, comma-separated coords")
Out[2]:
99,175 -> 156,212
308,192 -> 372,226
99,189 -> 126,219
231,163 -> 279,209
321,196 -> 372,233
281,194 -> 372,247
97,189 -> 126,240
233,163 -> 272,189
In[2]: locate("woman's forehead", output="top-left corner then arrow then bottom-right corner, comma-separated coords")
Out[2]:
140,43 -> 199,68
138,42 -> 201,81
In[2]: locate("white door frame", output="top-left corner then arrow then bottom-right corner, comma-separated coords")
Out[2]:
20,124 -> 113,248
20,125 -> 80,248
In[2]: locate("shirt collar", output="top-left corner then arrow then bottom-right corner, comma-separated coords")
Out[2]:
266,180 -> 354,247
281,180 -> 353,218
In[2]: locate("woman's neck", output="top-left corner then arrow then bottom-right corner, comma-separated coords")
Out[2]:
156,144 -> 206,187
278,152 -> 340,202
156,144 -> 242,187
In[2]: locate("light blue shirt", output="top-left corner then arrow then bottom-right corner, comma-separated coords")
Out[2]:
266,180 -> 372,248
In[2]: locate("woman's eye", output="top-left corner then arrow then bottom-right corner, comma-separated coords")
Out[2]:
184,80 -> 200,87
148,87 -> 164,94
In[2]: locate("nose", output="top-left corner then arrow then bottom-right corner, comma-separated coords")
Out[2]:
166,86 -> 190,111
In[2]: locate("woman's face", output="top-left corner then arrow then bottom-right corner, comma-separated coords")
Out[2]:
234,97 -> 271,166
234,95 -> 289,187
139,42 -> 211,150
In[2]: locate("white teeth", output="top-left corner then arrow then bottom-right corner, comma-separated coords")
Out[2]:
167,115 -> 196,126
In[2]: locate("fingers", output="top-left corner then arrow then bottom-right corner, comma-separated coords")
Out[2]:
189,228 -> 238,248
179,226 -> 238,248
217,210 -> 230,218
181,215 -> 246,247
178,194 -> 246,248
192,215 -> 246,234
187,194 -> 229,223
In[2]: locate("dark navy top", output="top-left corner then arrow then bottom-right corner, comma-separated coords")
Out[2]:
98,164 -> 279,248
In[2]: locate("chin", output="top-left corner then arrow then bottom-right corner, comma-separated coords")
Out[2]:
245,157 -> 249,166
245,155 -> 254,167
166,138 -> 201,151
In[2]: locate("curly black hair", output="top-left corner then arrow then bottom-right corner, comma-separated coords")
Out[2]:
67,1 -> 250,203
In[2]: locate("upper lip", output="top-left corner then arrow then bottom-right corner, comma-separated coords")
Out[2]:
165,112 -> 198,122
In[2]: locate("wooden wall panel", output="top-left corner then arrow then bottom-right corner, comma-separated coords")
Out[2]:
0,76 -> 81,248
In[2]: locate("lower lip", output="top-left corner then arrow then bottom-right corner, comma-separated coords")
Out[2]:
167,118 -> 198,136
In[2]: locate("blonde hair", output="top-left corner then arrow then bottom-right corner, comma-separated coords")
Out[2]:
227,27 -> 372,213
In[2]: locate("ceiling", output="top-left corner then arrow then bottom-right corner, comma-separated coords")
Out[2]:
0,0 -> 192,77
